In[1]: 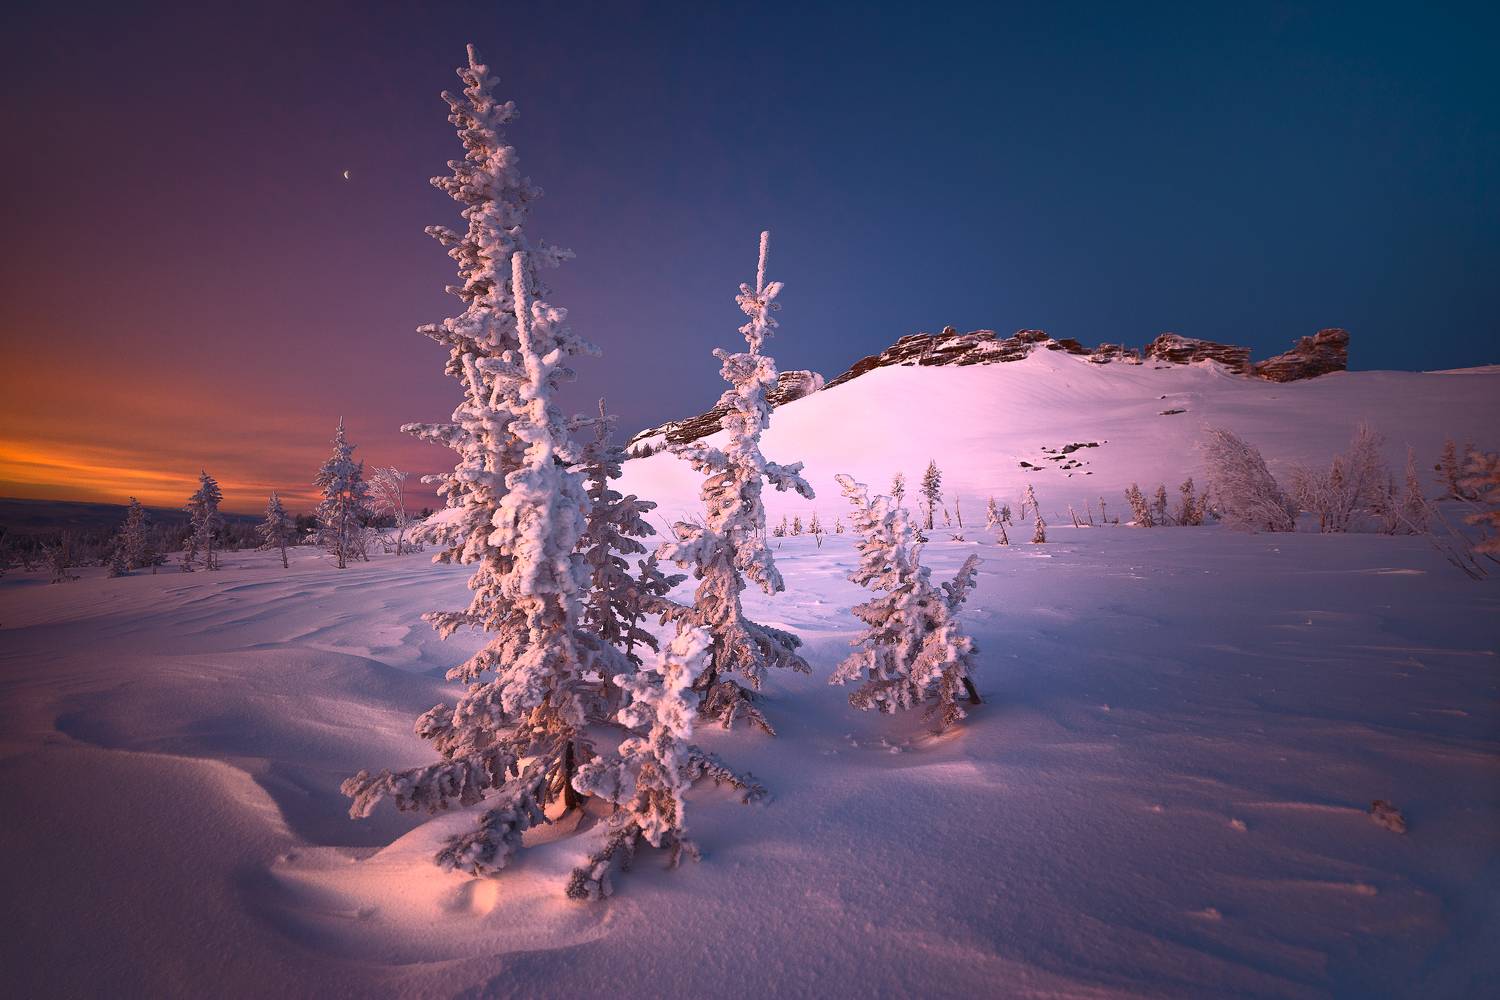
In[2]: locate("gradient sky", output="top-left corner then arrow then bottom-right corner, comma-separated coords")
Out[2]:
3,1 -> 1496,512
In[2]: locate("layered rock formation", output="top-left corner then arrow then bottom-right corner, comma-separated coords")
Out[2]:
1250,328 -> 1349,383
629,326 -> 1349,449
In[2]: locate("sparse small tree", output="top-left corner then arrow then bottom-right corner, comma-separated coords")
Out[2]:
831,474 -> 982,731
1203,428 -> 1296,532
258,492 -> 295,568
1032,511 -> 1047,544
1176,478 -> 1203,526
1376,450 -> 1428,535
107,543 -> 128,577
370,467 -> 412,555
985,496 -> 1000,530
1000,502 -> 1012,525
1020,483 -> 1038,522
834,516 -> 845,534
1152,484 -> 1170,526
920,460 -> 943,530
890,472 -> 906,507
47,532 -> 78,583
996,520 -> 1009,545
772,515 -> 787,538
791,514 -> 803,536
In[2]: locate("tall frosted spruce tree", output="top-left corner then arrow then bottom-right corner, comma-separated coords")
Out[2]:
658,231 -> 814,736
344,48 -> 615,878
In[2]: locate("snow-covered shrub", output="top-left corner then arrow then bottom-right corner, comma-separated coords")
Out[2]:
1289,423 -> 1389,533
1437,439 -> 1478,500
46,532 -> 78,584
658,231 -> 814,736
258,492 -> 294,568
1176,478 -> 1204,526
1202,428 -> 1296,532
344,49 -> 611,880
314,419 -> 372,568
1461,450 -> 1500,555
830,474 -> 982,731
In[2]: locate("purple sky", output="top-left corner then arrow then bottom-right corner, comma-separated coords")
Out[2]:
3,1 -> 1496,511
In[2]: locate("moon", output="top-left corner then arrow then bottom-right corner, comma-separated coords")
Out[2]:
342,169 -> 351,180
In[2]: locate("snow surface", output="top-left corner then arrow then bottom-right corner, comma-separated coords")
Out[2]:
617,350 -> 1500,528
2,359 -> 1498,998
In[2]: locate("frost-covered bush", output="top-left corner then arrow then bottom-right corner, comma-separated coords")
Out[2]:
1125,484 -> 1153,527
1461,450 -> 1500,555
831,474 -> 982,731
1202,428 -> 1296,532
658,231 -> 814,736
1289,423 -> 1389,533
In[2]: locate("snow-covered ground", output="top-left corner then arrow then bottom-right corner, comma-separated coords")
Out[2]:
2,523 -> 1497,997
618,351 -> 1500,528
3,357 -> 1498,997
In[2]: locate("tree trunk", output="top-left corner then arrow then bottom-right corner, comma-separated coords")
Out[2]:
962,677 -> 982,704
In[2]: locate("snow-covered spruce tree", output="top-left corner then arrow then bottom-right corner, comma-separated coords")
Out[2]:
835,516 -> 845,534
314,419 -> 372,569
658,231 -> 814,736
345,249 -> 602,877
830,474 -> 981,731
920,460 -> 943,530
121,497 -> 149,569
808,511 -> 822,536
577,398 -> 675,694
890,471 -> 906,507
1202,427 -> 1296,532
791,514 -> 803,536
182,472 -> 224,571
1032,510 -> 1047,543
1460,450 -> 1500,555
258,492 -> 294,568
985,496 -> 1000,531
343,50 -> 604,880
107,542 -> 128,577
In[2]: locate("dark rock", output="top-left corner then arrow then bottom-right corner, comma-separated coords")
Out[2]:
1143,333 -> 1252,373
1252,328 -> 1349,383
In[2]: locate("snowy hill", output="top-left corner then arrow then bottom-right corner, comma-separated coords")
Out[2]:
620,346 -> 1500,525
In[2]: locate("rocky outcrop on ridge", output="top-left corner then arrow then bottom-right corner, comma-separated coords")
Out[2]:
1250,328 -> 1349,383
628,326 -> 1349,450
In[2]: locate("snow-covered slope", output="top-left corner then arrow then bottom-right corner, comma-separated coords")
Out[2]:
620,350 -> 1500,525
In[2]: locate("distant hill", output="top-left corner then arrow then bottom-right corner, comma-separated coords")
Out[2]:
0,498 -> 258,535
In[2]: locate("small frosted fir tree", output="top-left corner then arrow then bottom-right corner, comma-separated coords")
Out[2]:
1203,427 -> 1296,532
985,496 -> 1000,530
791,515 -> 803,536
1176,478 -> 1204,526
107,542 -> 129,577
659,231 -> 814,736
1032,510 -> 1047,543
920,460 -> 943,530
344,49 -> 607,883
258,492 -> 295,568
890,472 -> 906,507
834,516 -> 845,534
830,474 -> 982,731
808,511 -> 822,536
567,626 -> 760,900
121,497 -> 149,569
314,419 -> 372,568
182,472 -> 223,571
1125,484 -> 1152,527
